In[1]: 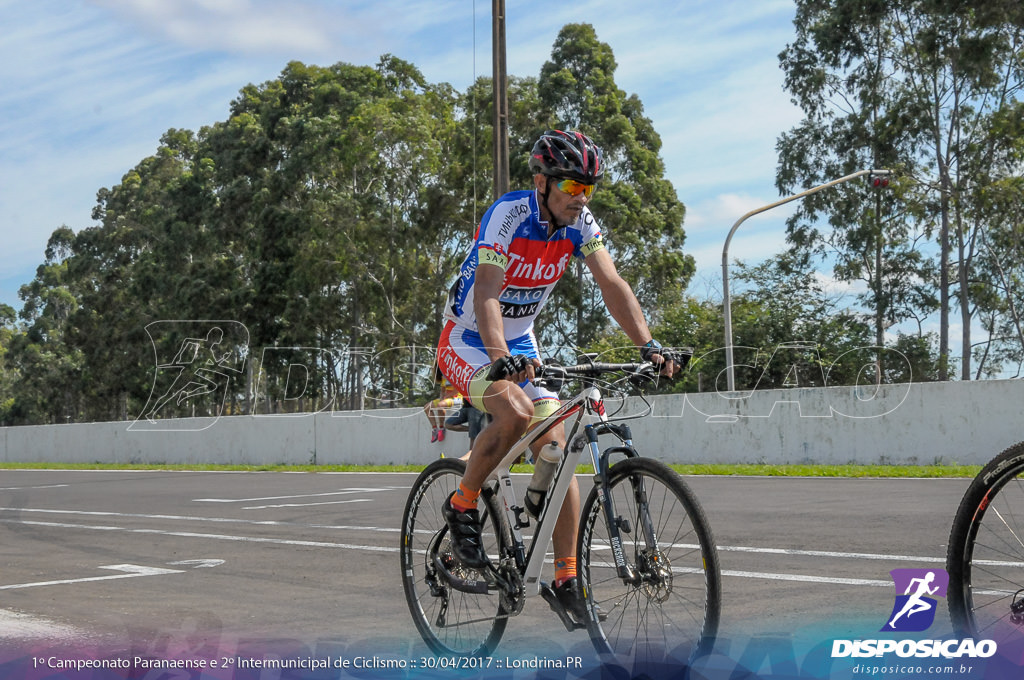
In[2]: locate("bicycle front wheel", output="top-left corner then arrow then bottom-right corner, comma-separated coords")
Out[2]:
400,458 -> 509,657
947,441 -> 1024,645
578,457 -> 720,667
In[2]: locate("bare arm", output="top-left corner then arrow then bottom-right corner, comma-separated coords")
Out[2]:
473,263 -> 513,362
585,249 -> 653,347
586,249 -> 680,377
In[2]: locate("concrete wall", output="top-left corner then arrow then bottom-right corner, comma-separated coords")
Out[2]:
2,379 -> 1022,466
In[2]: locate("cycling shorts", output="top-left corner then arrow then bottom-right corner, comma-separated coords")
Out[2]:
436,321 -> 559,425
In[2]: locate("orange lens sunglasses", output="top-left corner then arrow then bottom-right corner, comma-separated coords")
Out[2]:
555,178 -> 596,198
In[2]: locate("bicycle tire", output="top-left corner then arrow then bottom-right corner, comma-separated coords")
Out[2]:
400,458 -> 510,656
578,457 -> 721,667
947,440 -> 1024,644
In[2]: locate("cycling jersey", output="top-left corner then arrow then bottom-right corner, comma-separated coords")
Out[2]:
444,189 -> 605,339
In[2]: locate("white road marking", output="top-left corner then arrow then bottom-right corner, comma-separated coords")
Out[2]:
0,506 -> 400,532
193,488 -> 399,503
0,507 -> 952,566
0,518 -> 400,553
583,539 -> 945,565
716,544 -> 946,564
721,569 -> 892,587
0,484 -> 69,491
0,609 -> 84,640
0,564 -> 184,591
242,498 -> 372,510
0,512 -> 946,588
168,559 -> 225,568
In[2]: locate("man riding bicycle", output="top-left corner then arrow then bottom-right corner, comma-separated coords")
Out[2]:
435,129 -> 682,624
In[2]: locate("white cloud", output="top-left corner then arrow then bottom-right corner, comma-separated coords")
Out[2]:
0,0 -> 805,313
89,0 -> 336,56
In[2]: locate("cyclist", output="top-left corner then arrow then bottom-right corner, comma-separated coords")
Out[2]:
435,129 -> 682,624
423,365 -> 463,443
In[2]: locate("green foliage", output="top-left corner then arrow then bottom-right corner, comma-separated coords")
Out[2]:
1,27 -> 696,424
534,24 -> 694,350
778,0 -> 1024,380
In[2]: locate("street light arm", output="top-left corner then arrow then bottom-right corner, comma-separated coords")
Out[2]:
720,168 -> 892,392
721,169 -> 891,264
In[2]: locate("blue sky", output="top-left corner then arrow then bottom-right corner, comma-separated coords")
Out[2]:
1,0 -> 807,314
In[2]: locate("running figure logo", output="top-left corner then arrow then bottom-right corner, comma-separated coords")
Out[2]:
882,568 -> 949,632
131,320 -> 248,431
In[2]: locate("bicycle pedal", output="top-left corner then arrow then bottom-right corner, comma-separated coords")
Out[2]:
539,583 -> 586,632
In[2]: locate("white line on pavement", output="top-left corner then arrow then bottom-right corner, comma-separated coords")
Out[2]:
0,609 -> 84,640
0,507 -> 947,564
0,514 -> 943,588
242,499 -> 373,510
0,564 -> 184,591
0,518 -> 400,553
0,484 -> 69,491
193,488 -> 401,503
0,506 -> 399,532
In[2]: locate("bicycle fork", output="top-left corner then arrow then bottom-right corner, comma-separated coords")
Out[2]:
584,421 -> 664,588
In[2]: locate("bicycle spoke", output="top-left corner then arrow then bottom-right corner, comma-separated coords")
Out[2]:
578,458 -> 720,667
400,460 -> 508,657
948,444 -> 1024,648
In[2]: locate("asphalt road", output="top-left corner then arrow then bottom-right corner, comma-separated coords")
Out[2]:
0,469 -> 975,669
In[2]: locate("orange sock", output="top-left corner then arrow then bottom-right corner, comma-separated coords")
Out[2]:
451,482 -> 480,512
554,557 -> 577,587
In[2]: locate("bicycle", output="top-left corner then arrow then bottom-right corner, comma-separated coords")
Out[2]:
946,440 -> 1024,645
399,356 -> 721,666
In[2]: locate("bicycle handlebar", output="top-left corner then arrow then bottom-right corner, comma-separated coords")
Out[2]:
536,361 -> 657,381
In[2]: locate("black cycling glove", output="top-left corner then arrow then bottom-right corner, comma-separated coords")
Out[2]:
486,354 -> 532,381
640,340 -> 692,371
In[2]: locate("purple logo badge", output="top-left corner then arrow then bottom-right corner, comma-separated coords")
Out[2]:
882,568 -> 948,632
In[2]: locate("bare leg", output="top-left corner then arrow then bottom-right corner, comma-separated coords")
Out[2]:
460,380 -> 533,490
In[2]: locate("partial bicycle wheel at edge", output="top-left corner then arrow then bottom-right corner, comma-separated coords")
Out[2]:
578,457 -> 721,668
947,440 -> 1024,646
400,458 -> 509,656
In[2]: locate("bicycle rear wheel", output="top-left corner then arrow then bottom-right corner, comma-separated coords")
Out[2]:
578,457 -> 720,668
400,458 -> 509,656
947,441 -> 1024,645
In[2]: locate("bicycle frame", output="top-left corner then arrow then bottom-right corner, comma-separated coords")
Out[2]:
403,355 -> 720,660
483,370 -> 651,595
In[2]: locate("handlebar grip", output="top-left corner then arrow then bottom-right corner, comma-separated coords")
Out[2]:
486,354 -> 531,381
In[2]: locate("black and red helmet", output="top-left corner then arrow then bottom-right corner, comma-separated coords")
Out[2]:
528,130 -> 604,184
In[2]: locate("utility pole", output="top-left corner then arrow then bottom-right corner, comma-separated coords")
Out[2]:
491,0 -> 510,200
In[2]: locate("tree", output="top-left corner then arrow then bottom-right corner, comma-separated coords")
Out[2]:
0,303 -> 19,424
6,228 -> 85,423
3,30 -> 698,424
535,24 -> 695,350
778,0 -> 1024,380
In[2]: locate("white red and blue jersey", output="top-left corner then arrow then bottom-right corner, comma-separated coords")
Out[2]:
444,189 -> 605,339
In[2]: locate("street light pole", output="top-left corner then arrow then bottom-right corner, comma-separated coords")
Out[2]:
721,168 -> 893,392
491,0 -> 510,201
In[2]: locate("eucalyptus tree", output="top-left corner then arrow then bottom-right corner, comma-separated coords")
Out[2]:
8,228 -> 85,423
534,23 -> 695,351
5,29 -> 699,423
0,303 -> 16,424
202,58 -> 470,411
778,0 -> 1024,379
